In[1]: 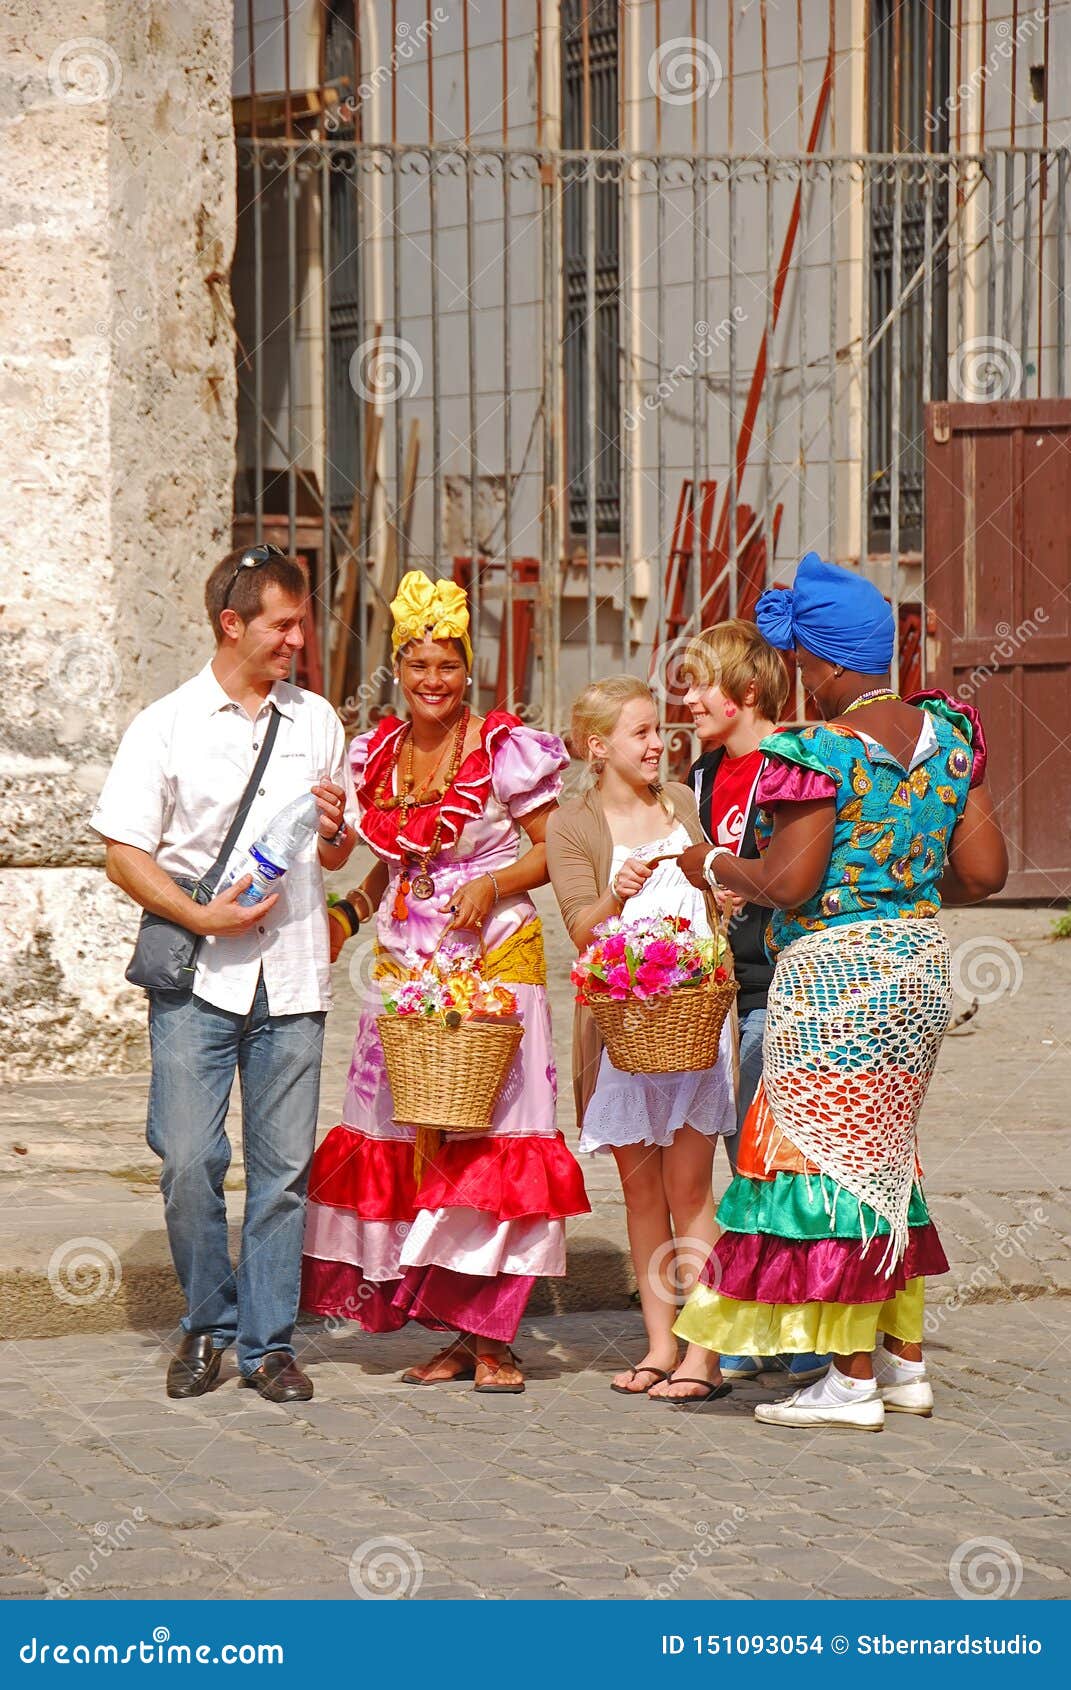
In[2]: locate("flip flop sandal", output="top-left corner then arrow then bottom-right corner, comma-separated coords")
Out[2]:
401,1343 -> 476,1386
473,1347 -> 525,1394
651,1378 -> 733,1410
609,1365 -> 671,1397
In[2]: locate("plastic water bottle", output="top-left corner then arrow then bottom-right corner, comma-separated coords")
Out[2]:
221,792 -> 321,907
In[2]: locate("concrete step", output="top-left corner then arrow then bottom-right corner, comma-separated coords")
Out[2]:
0,1173 -> 638,1340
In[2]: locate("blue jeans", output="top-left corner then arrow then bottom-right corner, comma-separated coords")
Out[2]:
146,973 -> 325,1375
722,1006 -> 766,1175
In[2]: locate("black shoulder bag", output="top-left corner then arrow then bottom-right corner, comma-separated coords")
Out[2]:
124,706 -> 282,995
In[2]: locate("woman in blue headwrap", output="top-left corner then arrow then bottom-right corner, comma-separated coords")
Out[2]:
647,554 -> 1008,1428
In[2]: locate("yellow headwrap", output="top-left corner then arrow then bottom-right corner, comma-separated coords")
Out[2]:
390,570 -> 473,669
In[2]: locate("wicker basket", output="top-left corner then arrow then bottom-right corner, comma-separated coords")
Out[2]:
588,974 -> 738,1075
377,1015 -> 524,1131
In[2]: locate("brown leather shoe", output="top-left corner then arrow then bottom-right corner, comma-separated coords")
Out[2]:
166,1332 -> 224,1399
240,1351 -> 313,1403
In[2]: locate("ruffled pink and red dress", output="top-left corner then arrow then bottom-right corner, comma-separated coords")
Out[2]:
300,711 -> 590,1342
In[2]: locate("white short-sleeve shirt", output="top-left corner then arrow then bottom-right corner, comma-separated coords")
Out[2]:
90,662 -> 357,1017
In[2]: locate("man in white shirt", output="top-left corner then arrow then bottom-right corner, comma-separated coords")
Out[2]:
91,544 -> 358,1404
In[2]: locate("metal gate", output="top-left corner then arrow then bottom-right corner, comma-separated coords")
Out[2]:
924,398 -> 1071,899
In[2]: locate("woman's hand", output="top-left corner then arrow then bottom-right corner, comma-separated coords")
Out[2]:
611,856 -> 653,904
676,843 -> 712,890
441,874 -> 497,933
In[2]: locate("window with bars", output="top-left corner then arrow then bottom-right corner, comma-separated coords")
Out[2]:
866,0 -> 952,554
561,0 -> 621,541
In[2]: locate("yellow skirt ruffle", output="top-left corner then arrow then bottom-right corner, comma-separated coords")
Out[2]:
673,1277 -> 925,1356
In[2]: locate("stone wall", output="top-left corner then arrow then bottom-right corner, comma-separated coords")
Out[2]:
1,2 -> 237,1077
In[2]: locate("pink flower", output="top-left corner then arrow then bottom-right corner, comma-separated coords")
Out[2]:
635,960 -> 674,998
602,933 -> 627,963
643,938 -> 678,969
606,962 -> 632,999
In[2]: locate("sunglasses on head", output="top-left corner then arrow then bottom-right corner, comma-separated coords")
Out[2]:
223,542 -> 288,608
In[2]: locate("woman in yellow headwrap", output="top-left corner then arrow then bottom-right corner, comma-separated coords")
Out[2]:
302,571 -> 589,1393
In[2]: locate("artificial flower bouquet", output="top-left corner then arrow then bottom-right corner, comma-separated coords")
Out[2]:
377,939 -> 523,1132
572,914 -> 737,1075
383,948 -> 519,1026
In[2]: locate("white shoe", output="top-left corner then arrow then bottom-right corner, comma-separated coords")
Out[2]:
754,1387 -> 885,1432
879,1376 -> 934,1417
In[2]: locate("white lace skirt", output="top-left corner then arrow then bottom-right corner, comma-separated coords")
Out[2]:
579,1032 -> 736,1155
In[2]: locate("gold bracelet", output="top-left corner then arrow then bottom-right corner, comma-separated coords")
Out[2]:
352,887 -> 376,923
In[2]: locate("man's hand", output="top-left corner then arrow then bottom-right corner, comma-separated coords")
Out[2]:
195,877 -> 279,937
312,780 -> 347,839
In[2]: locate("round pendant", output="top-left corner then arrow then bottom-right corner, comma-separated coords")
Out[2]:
410,871 -> 435,899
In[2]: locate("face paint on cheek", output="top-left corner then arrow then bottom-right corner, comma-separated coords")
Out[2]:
723,701 -> 738,719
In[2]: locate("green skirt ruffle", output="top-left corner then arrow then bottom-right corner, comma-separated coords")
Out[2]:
716,1171 -> 933,1242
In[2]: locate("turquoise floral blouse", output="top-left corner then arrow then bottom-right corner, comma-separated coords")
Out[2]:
754,695 -> 977,958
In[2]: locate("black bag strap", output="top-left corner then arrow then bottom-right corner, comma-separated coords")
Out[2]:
200,705 -> 283,897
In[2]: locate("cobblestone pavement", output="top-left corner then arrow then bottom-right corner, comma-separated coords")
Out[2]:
1,1300 -> 1069,1602
1,900 -> 1069,1598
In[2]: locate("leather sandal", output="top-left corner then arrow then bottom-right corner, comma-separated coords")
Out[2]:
401,1340 -> 476,1386
473,1347 -> 525,1394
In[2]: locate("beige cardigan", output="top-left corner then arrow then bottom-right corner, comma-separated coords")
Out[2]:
545,781 -> 718,1131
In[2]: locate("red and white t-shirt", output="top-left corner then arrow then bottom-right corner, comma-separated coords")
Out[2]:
707,749 -> 765,855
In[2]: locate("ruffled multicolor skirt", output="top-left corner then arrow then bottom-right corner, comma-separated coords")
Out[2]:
674,919 -> 952,1356
301,982 -> 590,1342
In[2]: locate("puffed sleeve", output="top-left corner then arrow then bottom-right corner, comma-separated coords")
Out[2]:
906,689 -> 988,787
756,730 -> 839,806
348,729 -> 377,821
491,725 -> 569,819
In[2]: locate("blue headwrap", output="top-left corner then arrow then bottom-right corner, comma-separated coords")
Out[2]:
755,552 -> 895,674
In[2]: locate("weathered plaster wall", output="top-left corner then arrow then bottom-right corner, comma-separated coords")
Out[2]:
1,3 -> 236,1077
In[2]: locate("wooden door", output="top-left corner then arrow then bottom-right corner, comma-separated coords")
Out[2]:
924,398 -> 1071,898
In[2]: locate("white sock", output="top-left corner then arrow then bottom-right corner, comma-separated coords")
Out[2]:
873,1347 -> 926,1386
794,1364 -> 877,1407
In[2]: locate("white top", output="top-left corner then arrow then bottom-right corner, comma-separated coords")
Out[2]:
90,662 -> 357,1016
609,821 -> 711,936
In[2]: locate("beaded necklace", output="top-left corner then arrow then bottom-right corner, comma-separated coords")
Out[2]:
375,708 -> 471,918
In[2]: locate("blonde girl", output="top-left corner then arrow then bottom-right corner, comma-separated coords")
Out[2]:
546,677 -> 735,1406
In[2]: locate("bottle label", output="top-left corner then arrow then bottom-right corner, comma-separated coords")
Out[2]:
249,845 -> 286,883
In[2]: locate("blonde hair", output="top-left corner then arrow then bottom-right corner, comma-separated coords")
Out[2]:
683,618 -> 790,722
569,675 -> 674,821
